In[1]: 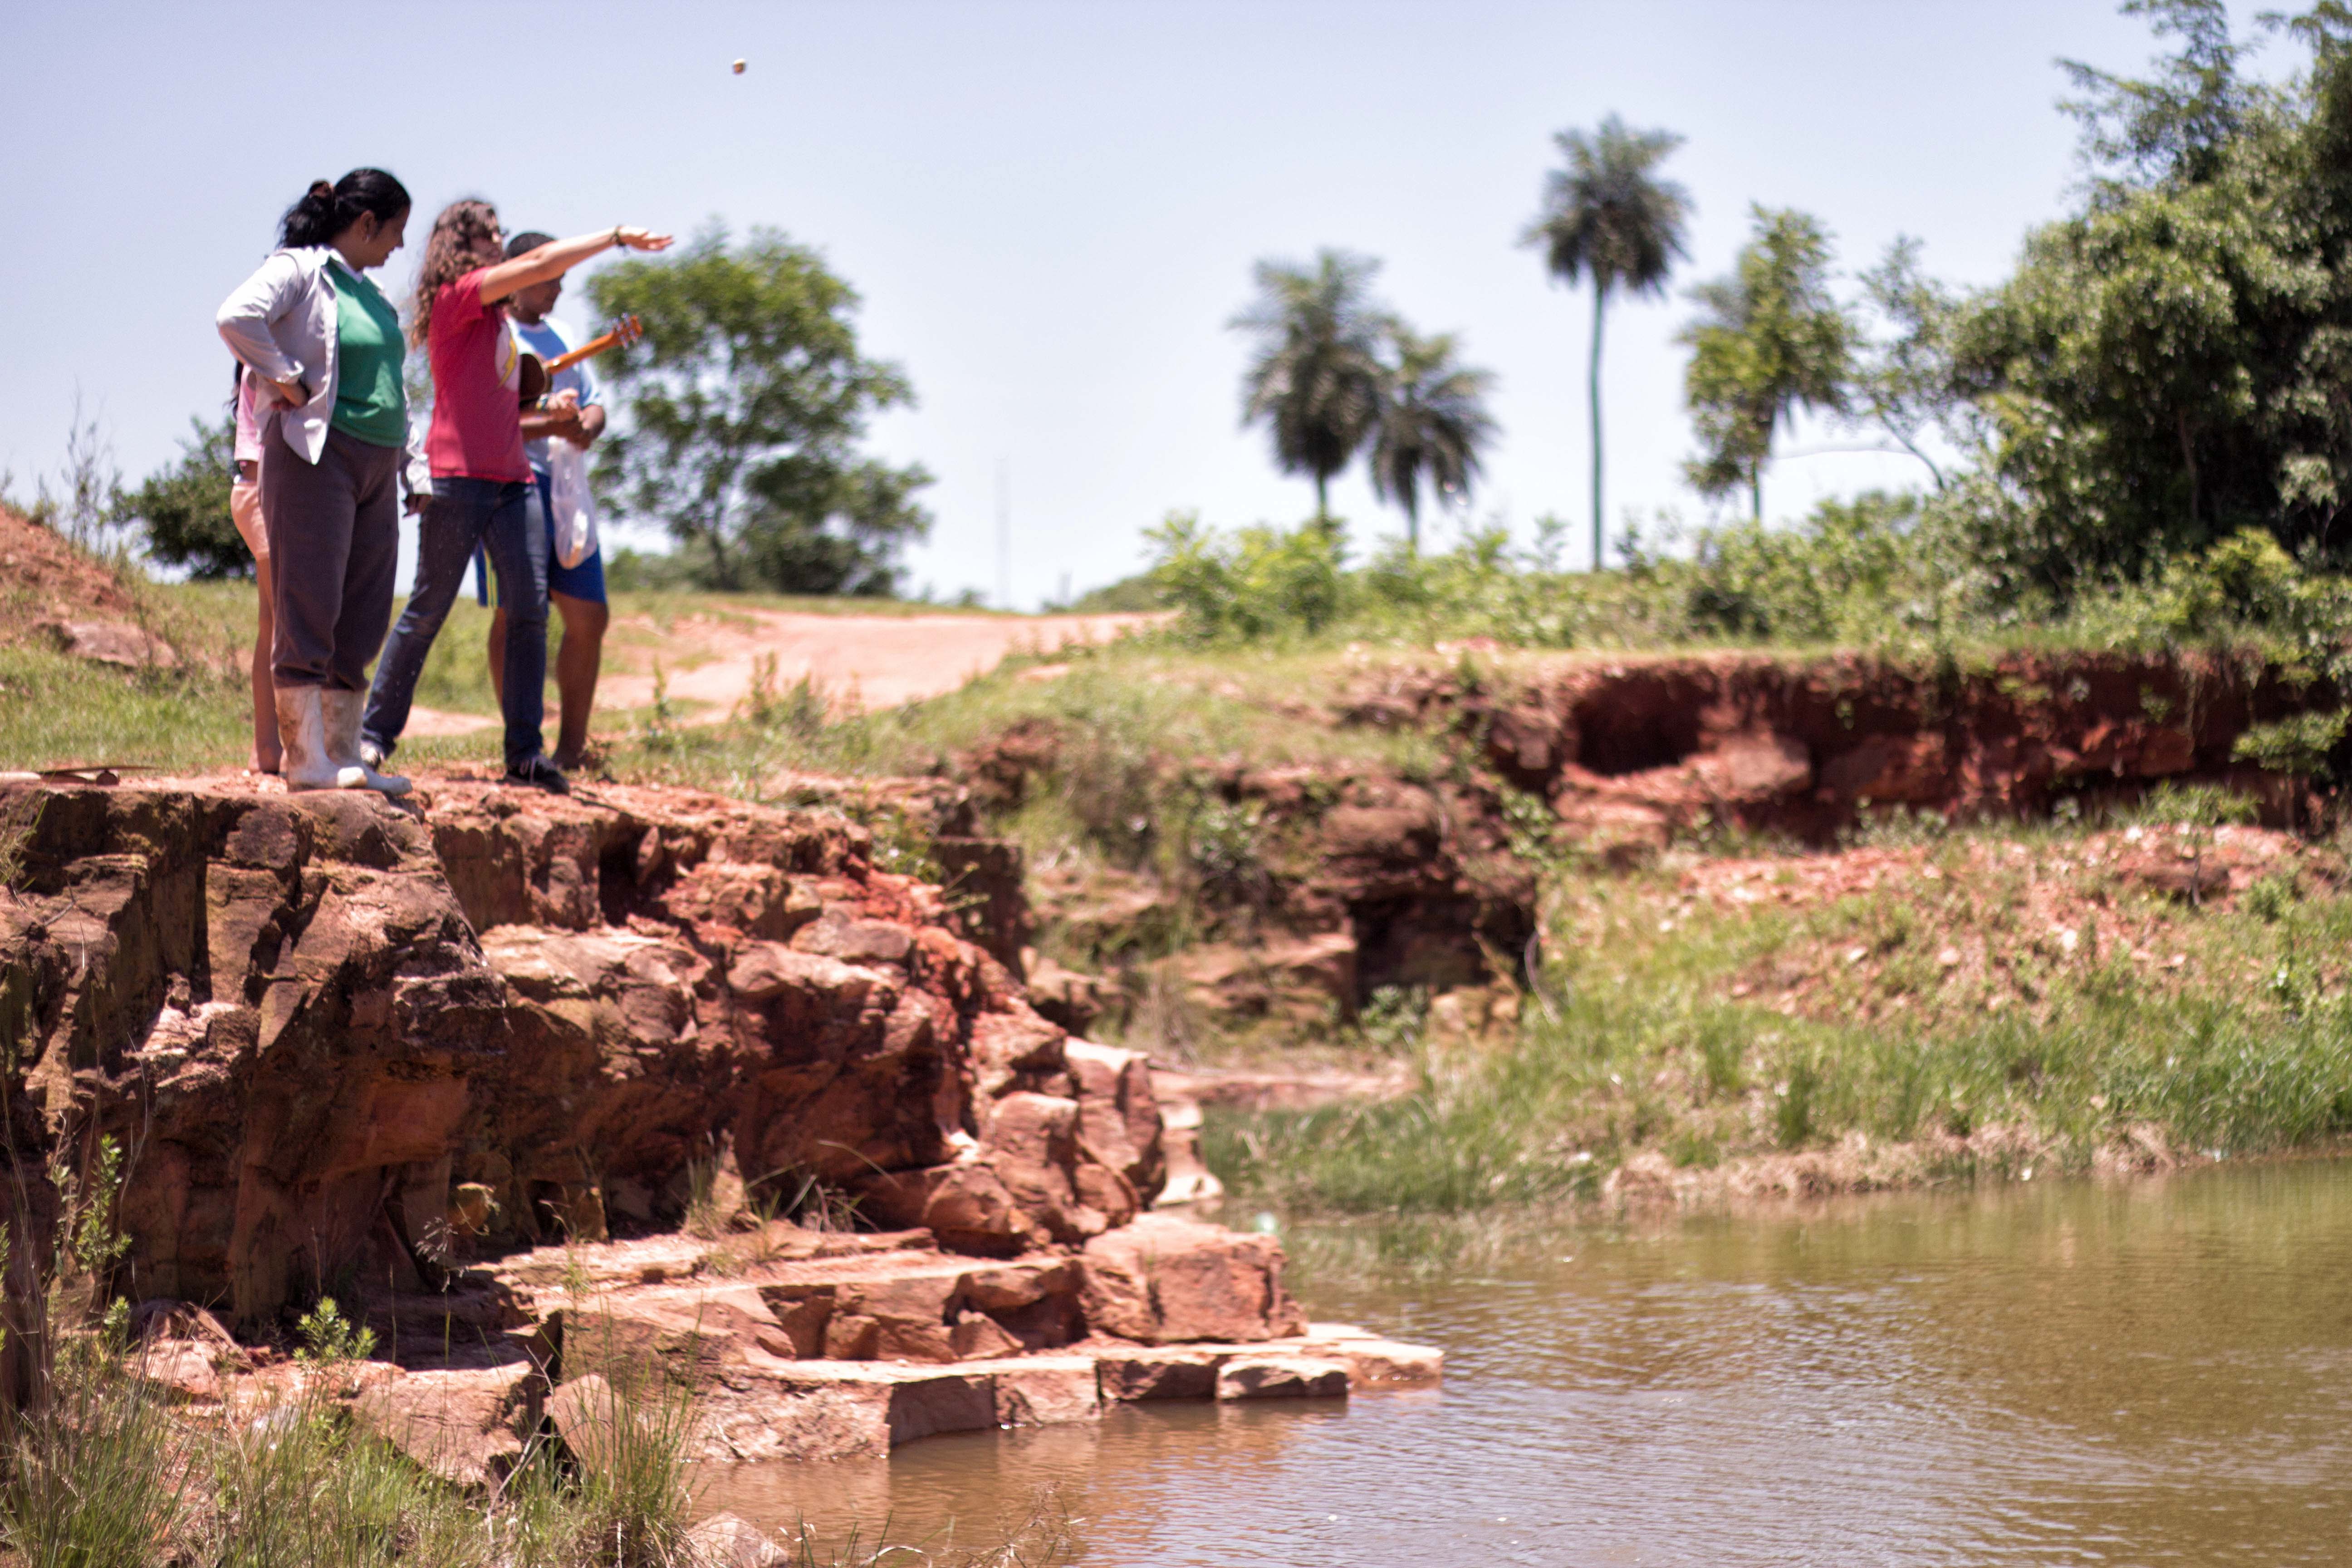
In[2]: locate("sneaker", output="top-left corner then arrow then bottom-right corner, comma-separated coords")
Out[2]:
359,736 -> 391,769
504,755 -> 570,794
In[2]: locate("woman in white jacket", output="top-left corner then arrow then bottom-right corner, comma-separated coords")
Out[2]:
215,169 -> 416,794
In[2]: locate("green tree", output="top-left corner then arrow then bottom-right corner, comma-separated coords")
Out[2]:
1368,327 -> 1496,551
2059,0 -> 2249,190
1945,1 -> 2352,599
1679,206 -> 1852,520
118,413 -> 245,578
1232,250 -> 1389,521
1523,116 -> 1691,568
1848,237 -> 1970,488
587,226 -> 931,595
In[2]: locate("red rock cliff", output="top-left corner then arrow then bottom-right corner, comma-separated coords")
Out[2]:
0,779 -> 1172,1328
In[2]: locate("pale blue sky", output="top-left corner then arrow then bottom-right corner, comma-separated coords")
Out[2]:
0,1 -> 2280,603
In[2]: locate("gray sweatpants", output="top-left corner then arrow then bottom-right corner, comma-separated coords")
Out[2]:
258,426 -> 401,692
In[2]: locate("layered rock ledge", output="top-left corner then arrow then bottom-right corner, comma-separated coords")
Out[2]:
0,776 -> 1437,1453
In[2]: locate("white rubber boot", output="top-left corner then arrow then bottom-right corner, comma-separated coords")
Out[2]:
273,686 -> 341,792
320,687 -> 411,796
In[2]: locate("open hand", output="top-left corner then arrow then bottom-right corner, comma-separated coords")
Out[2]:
614,227 -> 673,253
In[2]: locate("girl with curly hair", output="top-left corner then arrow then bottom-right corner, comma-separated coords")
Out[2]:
361,200 -> 669,791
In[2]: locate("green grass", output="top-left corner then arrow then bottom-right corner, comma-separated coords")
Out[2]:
1204,827 -> 2352,1218
0,569 -> 1134,778
0,1342 -> 1072,1568
590,639 -> 1444,844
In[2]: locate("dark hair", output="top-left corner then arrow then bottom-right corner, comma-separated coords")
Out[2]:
279,168 -> 411,250
504,231 -> 555,261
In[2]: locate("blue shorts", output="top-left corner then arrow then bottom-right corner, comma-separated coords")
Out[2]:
475,471 -> 607,606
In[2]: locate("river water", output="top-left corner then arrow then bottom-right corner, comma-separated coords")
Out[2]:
703,1158 -> 2352,1564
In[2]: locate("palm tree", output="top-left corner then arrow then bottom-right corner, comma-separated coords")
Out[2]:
1680,206 -> 1852,519
1232,250 -> 1389,520
1369,327 -> 1497,550
1523,116 -> 1692,570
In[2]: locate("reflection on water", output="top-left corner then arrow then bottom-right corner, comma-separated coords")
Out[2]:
701,1159 -> 2352,1565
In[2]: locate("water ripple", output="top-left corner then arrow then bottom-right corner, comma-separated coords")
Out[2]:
706,1160 -> 2352,1565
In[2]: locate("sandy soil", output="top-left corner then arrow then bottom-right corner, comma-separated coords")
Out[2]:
407,608 -> 1162,735
598,608 -> 1158,714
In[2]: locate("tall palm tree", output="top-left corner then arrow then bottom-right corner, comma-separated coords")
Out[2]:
1680,206 -> 1852,520
1370,327 -> 1497,550
1524,116 -> 1692,569
1232,250 -> 1389,520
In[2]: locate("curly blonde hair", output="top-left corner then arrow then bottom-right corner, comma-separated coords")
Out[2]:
409,198 -> 502,347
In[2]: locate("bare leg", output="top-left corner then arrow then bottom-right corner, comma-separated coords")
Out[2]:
550,592 -> 608,769
251,553 -> 281,773
486,607 -> 507,707
232,480 -> 284,773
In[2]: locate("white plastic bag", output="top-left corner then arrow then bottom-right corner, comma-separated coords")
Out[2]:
547,439 -> 598,570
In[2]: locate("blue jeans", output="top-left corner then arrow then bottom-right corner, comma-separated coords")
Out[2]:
363,476 -> 547,769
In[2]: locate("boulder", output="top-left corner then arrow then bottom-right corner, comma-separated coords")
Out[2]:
1314,1338 -> 1443,1384
1274,1324 -> 1445,1384
1094,1346 -> 1226,1402
130,1339 -> 222,1403
545,1372 -> 627,1473
353,1363 -> 543,1487
687,1513 -> 787,1568
1176,933 -> 1357,1026
1064,1040 -> 1166,1206
555,1247 -> 1088,1379
690,1355 -> 1104,1462
42,617 -> 177,669
965,1353 -> 1101,1427
1215,1355 -> 1349,1400
1023,955 -> 1111,1034
858,1162 -> 1043,1257
1078,1212 -> 1305,1344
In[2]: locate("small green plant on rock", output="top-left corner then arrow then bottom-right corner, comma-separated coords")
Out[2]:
2130,782 -> 2259,906
1357,985 -> 1430,1056
740,652 -> 829,737
637,660 -> 680,754
294,1296 -> 376,1368
2243,870 -> 2302,922
1184,794 -> 1269,906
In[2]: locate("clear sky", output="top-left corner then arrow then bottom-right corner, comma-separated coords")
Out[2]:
0,0 -> 2281,604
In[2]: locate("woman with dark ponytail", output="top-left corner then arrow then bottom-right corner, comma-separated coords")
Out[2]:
361,199 -> 668,793
215,169 -> 418,794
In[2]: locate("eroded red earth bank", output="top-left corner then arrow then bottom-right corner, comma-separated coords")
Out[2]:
0,776 -> 1436,1476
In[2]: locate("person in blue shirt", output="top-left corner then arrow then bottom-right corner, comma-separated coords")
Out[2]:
485,229 -> 611,770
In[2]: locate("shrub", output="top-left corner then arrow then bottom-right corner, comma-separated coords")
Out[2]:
1146,511 -> 1347,641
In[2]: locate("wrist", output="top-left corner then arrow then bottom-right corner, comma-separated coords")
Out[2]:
610,225 -> 624,250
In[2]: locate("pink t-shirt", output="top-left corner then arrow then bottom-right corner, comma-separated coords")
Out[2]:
425,268 -> 530,482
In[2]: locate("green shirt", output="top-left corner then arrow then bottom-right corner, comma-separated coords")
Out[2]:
328,260 -> 407,448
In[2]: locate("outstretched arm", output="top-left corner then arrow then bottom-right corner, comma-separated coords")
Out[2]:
476,227 -> 672,304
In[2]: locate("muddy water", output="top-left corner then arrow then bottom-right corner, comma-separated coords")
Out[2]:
702,1159 -> 2352,1564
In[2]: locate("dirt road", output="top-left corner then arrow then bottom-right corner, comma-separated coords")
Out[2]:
408,608 -> 1161,735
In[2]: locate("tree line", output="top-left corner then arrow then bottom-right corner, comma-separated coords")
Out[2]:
111,0 -> 2352,609
1235,0 -> 2352,612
